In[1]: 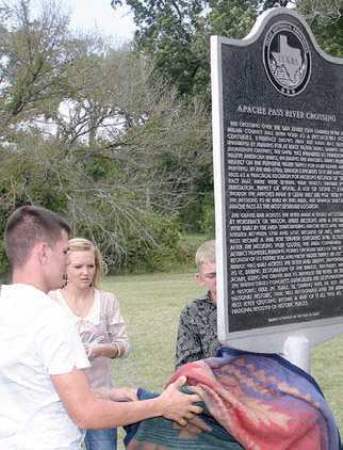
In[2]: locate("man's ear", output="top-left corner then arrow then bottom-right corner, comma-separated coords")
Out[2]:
35,242 -> 50,265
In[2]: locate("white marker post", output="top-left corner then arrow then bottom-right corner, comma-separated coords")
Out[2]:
282,335 -> 310,372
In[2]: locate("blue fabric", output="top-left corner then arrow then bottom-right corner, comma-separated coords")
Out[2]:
84,428 -> 117,450
123,389 -> 156,447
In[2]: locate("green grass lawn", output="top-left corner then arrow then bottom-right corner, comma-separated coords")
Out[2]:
102,272 -> 343,447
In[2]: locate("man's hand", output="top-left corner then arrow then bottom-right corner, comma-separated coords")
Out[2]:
158,376 -> 203,426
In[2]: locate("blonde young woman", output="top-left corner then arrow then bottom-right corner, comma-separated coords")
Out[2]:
49,238 -> 130,450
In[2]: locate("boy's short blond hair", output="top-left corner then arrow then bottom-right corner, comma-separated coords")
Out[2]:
195,240 -> 216,270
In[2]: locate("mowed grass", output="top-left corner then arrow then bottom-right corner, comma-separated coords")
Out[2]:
102,272 -> 343,447
103,272 -> 204,391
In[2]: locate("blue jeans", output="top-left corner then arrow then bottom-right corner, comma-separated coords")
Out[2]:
84,428 -> 117,450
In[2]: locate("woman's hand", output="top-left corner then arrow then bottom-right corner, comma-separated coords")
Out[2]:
86,343 -> 102,360
93,386 -> 138,402
108,387 -> 138,402
86,343 -> 120,360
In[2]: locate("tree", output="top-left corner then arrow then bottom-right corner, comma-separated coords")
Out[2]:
111,0 -> 343,99
107,2 -> 261,233
0,85 -> 211,272
296,0 -> 343,56
0,0 -> 211,272
111,1 -> 290,101
0,0 -> 72,125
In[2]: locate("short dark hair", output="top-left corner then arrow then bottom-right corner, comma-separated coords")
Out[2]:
4,205 -> 71,267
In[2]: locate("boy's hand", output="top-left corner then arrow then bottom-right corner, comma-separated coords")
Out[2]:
158,376 -> 203,426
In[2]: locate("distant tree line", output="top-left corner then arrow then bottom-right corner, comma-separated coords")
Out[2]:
0,0 -> 341,274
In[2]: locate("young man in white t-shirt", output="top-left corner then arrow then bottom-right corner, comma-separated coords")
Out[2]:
0,205 -> 202,450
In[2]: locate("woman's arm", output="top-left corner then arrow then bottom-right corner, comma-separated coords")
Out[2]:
87,290 -> 129,359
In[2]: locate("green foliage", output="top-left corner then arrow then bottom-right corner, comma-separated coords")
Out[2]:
200,192 -> 215,235
0,0 -> 71,119
0,136 -> 182,274
0,137 -> 70,275
178,233 -> 210,264
209,0 -> 258,38
311,16 -> 343,57
179,191 -> 214,235
111,1 -> 268,101
121,214 -> 184,273
297,0 -> 343,57
113,0 -> 343,98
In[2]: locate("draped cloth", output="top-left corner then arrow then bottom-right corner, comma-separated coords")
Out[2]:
125,348 -> 341,450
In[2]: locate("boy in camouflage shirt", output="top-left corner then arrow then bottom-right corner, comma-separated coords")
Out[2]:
175,240 -> 221,368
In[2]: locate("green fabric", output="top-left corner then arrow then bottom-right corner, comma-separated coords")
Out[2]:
125,388 -> 243,449
129,414 -> 244,450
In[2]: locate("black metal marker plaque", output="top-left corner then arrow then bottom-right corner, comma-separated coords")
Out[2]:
211,8 -> 343,348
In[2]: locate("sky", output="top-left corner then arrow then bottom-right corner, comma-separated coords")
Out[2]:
67,0 -> 135,44
30,0 -> 136,46
68,0 -> 135,44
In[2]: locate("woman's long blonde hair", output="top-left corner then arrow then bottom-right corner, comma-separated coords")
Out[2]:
68,238 -> 104,288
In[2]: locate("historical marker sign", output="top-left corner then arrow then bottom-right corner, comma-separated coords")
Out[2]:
211,8 -> 343,353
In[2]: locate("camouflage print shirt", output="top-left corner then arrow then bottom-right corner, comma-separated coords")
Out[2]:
175,293 -> 221,369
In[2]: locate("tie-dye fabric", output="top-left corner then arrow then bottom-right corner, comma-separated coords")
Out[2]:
125,348 -> 341,450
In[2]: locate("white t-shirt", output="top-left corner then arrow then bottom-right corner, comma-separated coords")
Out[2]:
0,284 -> 90,450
